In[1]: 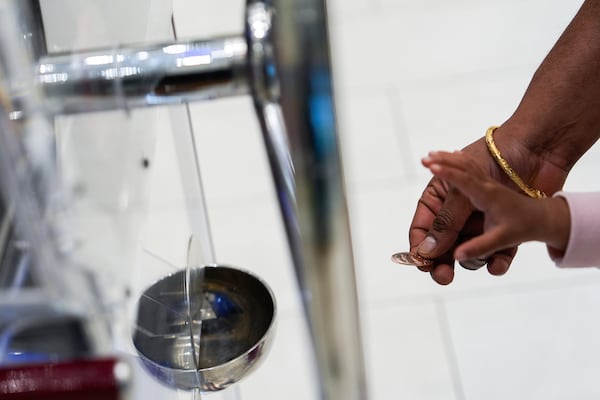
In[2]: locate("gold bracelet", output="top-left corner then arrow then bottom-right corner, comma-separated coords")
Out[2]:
485,126 -> 546,199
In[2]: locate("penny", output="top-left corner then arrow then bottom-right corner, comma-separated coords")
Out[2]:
391,252 -> 434,267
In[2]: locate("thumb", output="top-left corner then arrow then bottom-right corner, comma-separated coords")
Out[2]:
417,187 -> 473,259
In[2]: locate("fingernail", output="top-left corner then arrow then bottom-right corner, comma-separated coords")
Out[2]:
418,236 -> 437,256
429,164 -> 441,173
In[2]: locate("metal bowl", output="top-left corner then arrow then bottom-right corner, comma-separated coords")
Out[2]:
132,265 -> 276,391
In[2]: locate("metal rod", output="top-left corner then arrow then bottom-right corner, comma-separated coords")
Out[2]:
247,1 -> 369,399
16,0 -> 47,59
38,35 -> 249,115
0,205 -> 12,268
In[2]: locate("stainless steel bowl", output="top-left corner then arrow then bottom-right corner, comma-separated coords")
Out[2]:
132,265 -> 276,391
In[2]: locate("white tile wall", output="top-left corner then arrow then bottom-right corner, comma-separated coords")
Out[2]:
40,0 -> 600,399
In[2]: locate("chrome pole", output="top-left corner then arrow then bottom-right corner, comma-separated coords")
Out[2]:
39,35 -> 249,115
16,0 -> 47,60
247,1 -> 369,399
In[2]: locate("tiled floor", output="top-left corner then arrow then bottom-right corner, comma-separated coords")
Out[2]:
42,0 -> 600,399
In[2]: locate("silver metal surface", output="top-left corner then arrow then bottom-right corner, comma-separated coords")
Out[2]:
249,0 -> 369,399
16,0 -> 47,59
0,206 -> 13,281
246,0 -> 296,231
132,265 -> 276,392
39,35 -> 249,114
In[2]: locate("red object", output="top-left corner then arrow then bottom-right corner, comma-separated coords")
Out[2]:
0,358 -> 125,400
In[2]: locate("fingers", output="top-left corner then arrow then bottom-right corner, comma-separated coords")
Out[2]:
409,177 -> 474,260
423,151 -> 495,211
431,263 -> 454,285
424,153 -> 510,256
486,246 -> 517,276
426,251 -> 456,284
408,152 -> 482,284
418,149 -> 517,280
408,177 -> 452,266
407,178 -> 459,284
409,144 -> 521,284
421,188 -> 473,258
454,227 -> 508,262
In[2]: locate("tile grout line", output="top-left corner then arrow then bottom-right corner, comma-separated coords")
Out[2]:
386,85 -> 419,179
434,295 -> 467,400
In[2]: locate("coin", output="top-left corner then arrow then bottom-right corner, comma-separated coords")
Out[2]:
391,252 -> 434,267
458,257 -> 487,270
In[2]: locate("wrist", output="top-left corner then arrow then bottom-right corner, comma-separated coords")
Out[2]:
487,123 -> 548,188
490,121 -> 571,195
499,118 -> 591,172
485,127 -> 547,199
542,196 -> 570,251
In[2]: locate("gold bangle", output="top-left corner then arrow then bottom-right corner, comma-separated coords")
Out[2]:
485,126 -> 546,199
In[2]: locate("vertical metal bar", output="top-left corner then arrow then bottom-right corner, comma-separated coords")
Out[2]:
17,0 -> 48,59
0,206 -> 11,269
247,0 -> 369,399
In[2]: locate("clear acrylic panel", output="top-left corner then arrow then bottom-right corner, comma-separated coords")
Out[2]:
0,1 -> 250,399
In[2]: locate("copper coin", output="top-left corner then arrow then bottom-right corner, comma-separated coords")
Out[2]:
391,252 -> 434,267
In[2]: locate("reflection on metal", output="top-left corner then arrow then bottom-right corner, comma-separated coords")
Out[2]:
133,266 -> 276,392
266,0 -> 369,399
39,36 -> 249,114
16,0 -> 47,59
4,0 -> 369,398
246,0 -> 297,237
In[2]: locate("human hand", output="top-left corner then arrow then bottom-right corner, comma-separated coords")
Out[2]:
422,151 -> 570,261
408,137 -> 511,285
406,0 -> 600,284
408,127 -> 568,285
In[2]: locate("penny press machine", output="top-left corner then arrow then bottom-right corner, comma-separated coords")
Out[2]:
0,1 -> 367,399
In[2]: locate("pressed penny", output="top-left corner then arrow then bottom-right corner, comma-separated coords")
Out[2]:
391,252 -> 433,267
